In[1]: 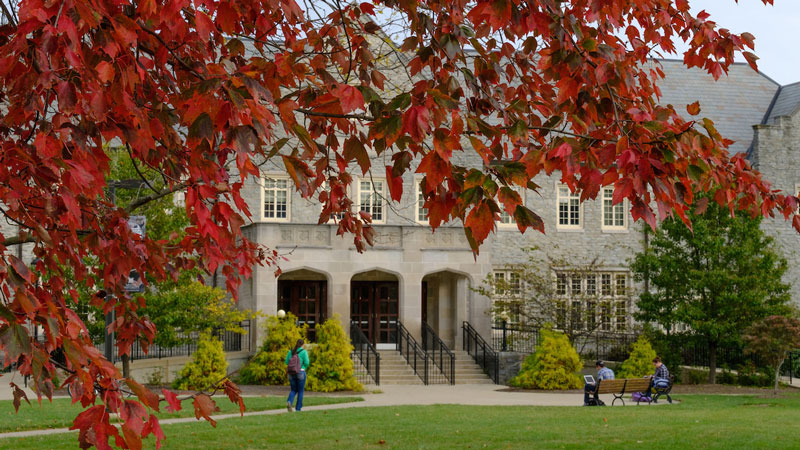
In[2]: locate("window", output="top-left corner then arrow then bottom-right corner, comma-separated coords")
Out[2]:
601,273 -> 612,296
416,180 -> 429,224
600,302 -> 612,331
602,187 -> 627,230
615,274 -> 627,296
615,300 -> 627,331
586,300 -> 597,329
571,275 -> 582,295
556,273 -> 567,296
357,179 -> 386,223
499,187 -> 524,227
586,275 -> 597,296
570,300 -> 582,330
263,176 -> 290,221
557,185 -> 581,229
493,270 -> 521,297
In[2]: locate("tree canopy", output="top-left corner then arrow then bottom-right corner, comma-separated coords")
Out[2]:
1,0 -> 798,448
631,194 -> 791,383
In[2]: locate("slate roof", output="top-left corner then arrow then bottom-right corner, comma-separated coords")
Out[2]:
765,82 -> 800,122
653,59 -> 779,155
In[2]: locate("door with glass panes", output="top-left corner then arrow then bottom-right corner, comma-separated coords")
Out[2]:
278,280 -> 326,341
350,281 -> 399,345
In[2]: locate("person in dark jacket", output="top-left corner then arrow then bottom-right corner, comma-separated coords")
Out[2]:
285,339 -> 310,412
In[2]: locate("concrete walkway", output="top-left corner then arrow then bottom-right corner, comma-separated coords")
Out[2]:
0,383 -> 624,440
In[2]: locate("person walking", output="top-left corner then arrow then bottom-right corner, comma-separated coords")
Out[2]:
286,339 -> 310,412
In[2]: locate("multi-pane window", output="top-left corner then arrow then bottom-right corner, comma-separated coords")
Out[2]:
571,276 -> 582,295
602,187 -> 626,229
615,274 -> 627,296
600,302 -> 612,331
557,185 -> 581,228
601,273 -> 613,296
586,275 -> 597,296
416,180 -> 429,224
263,177 -> 290,221
615,300 -> 627,331
493,270 -> 521,297
556,273 -> 567,295
357,179 -> 385,223
554,271 -> 631,333
499,187 -> 523,226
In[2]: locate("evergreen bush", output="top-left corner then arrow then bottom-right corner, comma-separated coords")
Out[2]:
172,333 -> 228,390
307,315 -> 363,392
616,336 -> 657,378
510,327 -> 582,390
238,313 -> 306,385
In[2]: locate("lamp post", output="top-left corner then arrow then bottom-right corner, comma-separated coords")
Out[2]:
498,311 -> 510,352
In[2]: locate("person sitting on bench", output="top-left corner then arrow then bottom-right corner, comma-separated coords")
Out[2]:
584,360 -> 615,406
643,357 -> 670,399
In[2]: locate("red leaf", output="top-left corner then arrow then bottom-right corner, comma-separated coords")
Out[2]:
344,137 -> 370,175
687,101 -> 700,116
221,380 -> 245,416
96,61 -> 115,83
193,394 -> 219,427
334,84 -> 364,114
121,424 -> 143,450
402,106 -> 431,141
465,202 -> 495,246
10,382 -> 30,412
385,166 -> 404,202
195,11 -> 214,41
161,389 -> 182,413
126,378 -> 160,412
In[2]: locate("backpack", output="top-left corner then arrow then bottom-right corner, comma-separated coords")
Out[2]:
287,350 -> 302,375
586,398 -> 606,406
632,392 -> 652,403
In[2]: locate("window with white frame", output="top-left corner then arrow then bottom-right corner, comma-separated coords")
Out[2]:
554,270 -> 631,333
498,187 -> 524,226
493,270 -> 521,297
263,176 -> 290,221
357,179 -> 386,223
602,187 -> 627,230
557,185 -> 581,229
416,180 -> 429,224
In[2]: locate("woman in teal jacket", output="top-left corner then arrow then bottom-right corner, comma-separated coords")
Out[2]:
285,339 -> 310,411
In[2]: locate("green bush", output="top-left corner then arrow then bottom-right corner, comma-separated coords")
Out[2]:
307,315 -> 363,392
680,368 -> 709,385
172,333 -> 228,390
616,336 -> 657,378
717,370 -> 736,385
510,328 -> 582,390
239,313 -> 307,385
736,362 -> 772,387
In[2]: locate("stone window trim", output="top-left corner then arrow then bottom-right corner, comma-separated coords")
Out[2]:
556,183 -> 583,231
415,177 -> 429,225
261,173 -> 291,222
601,187 -> 629,232
356,177 -> 387,224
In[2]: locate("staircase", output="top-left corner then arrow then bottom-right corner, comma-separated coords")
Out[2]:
451,350 -> 494,384
378,350 -> 424,385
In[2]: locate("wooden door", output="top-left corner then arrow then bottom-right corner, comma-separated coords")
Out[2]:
350,282 -> 374,342
350,281 -> 399,344
278,280 -> 326,341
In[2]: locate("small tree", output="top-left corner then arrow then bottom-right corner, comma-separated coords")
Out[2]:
510,328 -> 582,390
172,334 -> 228,391
617,336 -> 657,378
239,314 -> 307,385
744,315 -> 800,394
307,315 -> 363,392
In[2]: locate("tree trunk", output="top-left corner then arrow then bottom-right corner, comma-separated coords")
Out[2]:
774,358 -> 784,395
708,342 -> 717,384
122,354 -> 131,379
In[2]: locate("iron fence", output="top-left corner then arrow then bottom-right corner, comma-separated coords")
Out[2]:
463,321 -> 499,384
350,322 -> 380,385
421,322 -> 455,385
111,320 -> 252,362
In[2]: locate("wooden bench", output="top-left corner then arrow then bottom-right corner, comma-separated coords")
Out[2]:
592,377 -> 673,405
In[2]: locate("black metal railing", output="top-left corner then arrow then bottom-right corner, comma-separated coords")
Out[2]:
462,321 -> 499,384
421,322 -> 455,385
111,320 -> 252,362
397,321 -> 428,384
492,323 -> 539,354
350,322 -> 380,385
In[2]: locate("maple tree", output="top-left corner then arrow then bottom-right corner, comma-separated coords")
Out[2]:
1,0 -> 799,448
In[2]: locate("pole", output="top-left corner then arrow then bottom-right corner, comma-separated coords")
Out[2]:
502,320 -> 508,352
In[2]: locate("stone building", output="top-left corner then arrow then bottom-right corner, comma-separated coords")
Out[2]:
231,59 -> 800,349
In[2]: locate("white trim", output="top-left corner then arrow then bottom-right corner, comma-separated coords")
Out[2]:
356,177 -> 387,224
556,184 -> 582,230
601,187 -> 628,232
261,174 -> 291,222
498,186 -> 524,229
415,177 -> 429,225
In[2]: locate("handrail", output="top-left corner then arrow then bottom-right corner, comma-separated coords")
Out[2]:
462,321 -> 499,384
350,322 -> 380,385
422,322 -> 455,385
396,321 -> 428,384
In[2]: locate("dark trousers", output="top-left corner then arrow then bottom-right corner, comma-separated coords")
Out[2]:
584,383 -> 597,404
288,371 -> 306,411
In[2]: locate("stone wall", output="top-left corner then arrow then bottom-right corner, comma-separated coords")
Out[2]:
497,351 -> 527,386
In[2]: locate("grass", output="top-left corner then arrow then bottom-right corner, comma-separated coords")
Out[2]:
0,395 -> 362,433
4,393 -> 800,449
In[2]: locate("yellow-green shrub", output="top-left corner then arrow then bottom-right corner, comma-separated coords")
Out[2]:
616,336 -> 657,378
238,313 -> 306,385
307,315 -> 363,392
172,333 -> 228,390
510,328 -> 581,390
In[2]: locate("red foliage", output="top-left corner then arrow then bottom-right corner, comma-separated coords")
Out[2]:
0,0 -> 795,448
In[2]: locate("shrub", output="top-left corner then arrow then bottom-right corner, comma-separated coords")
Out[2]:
307,315 -> 363,392
717,370 -> 736,385
616,336 -> 657,378
172,333 -> 228,390
239,313 -> 307,385
510,328 -> 582,390
736,362 -> 772,387
680,368 -> 708,385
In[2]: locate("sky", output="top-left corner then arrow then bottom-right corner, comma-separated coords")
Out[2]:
681,0 -> 800,85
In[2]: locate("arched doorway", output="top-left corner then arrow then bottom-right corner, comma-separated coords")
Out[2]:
351,270 -> 399,347
278,269 -> 328,341
422,270 -> 472,348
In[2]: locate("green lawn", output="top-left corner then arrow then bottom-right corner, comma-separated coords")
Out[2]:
5,393 -> 800,449
0,395 -> 362,433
